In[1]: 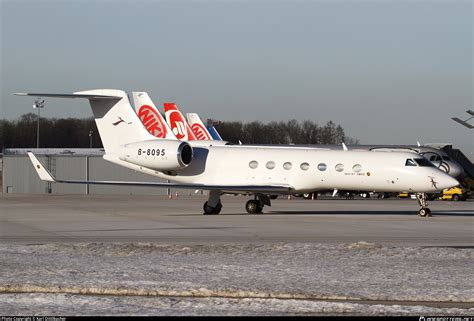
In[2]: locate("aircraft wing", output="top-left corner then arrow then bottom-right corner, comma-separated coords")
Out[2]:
27,153 -> 292,194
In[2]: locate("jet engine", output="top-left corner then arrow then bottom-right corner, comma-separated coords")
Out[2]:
118,139 -> 193,171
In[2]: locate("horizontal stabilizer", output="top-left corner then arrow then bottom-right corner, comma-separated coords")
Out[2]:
14,93 -> 121,100
452,117 -> 474,129
27,153 -> 292,194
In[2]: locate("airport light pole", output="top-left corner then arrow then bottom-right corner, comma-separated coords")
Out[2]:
89,130 -> 94,148
451,110 -> 474,129
33,98 -> 45,148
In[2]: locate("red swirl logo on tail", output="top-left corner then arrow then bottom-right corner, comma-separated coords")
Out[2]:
168,110 -> 188,140
191,123 -> 211,140
137,105 -> 167,138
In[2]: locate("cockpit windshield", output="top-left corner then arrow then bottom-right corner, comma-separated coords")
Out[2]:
429,155 -> 451,162
414,158 -> 435,167
405,159 -> 417,166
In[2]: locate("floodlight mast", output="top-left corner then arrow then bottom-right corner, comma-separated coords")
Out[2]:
451,109 -> 474,129
89,130 -> 93,148
33,98 -> 45,148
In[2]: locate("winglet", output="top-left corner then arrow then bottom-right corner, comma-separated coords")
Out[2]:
27,152 -> 56,182
342,143 -> 348,151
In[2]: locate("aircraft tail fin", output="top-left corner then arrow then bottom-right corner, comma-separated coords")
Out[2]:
207,126 -> 223,141
15,89 -> 154,154
164,103 -> 197,141
186,113 -> 213,140
132,92 -> 177,140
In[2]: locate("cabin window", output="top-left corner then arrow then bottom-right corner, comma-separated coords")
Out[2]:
266,161 -> 275,170
405,159 -> 416,166
300,162 -> 310,171
352,164 -> 362,172
335,163 -> 344,172
283,162 -> 292,170
317,163 -> 327,171
249,161 -> 258,169
414,158 -> 435,167
442,156 -> 451,161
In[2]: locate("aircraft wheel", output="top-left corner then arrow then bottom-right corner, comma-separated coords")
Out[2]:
245,200 -> 262,214
203,201 -> 222,215
418,208 -> 431,217
452,194 -> 460,202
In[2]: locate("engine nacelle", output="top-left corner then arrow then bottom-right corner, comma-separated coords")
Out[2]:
118,139 -> 193,171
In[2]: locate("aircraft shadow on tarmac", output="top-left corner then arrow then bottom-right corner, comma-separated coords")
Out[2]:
265,210 -> 473,216
168,210 -> 473,216
57,227 -> 237,232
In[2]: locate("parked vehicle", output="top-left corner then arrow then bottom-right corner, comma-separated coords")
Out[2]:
439,187 -> 468,201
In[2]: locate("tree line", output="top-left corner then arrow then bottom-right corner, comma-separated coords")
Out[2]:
211,119 -> 358,145
0,113 -> 102,149
0,113 -> 357,149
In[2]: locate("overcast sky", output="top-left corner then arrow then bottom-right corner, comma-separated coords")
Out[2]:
1,0 -> 472,157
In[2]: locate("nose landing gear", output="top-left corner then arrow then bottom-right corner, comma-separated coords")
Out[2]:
415,193 -> 432,217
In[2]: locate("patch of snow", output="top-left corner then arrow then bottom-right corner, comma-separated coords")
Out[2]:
0,242 -> 472,315
1,293 -> 473,316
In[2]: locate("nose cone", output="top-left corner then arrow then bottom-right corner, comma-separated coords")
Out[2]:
437,174 -> 459,190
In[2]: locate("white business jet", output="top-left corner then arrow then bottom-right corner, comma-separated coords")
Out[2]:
15,89 -> 459,217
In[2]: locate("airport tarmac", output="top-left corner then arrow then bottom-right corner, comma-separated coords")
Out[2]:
1,194 -> 472,245
1,194 -> 473,315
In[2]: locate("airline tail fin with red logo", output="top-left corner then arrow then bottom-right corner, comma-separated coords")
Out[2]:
163,103 -> 197,141
186,113 -> 213,141
132,92 -> 177,140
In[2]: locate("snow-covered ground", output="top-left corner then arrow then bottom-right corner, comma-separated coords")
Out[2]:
0,242 -> 472,315
2,293 -> 473,316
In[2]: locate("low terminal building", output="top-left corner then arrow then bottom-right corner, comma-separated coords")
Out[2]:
2,148 -> 197,196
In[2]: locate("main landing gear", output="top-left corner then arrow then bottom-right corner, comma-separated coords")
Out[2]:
203,190 -> 222,215
245,194 -> 271,214
202,192 -> 272,215
415,193 -> 432,217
